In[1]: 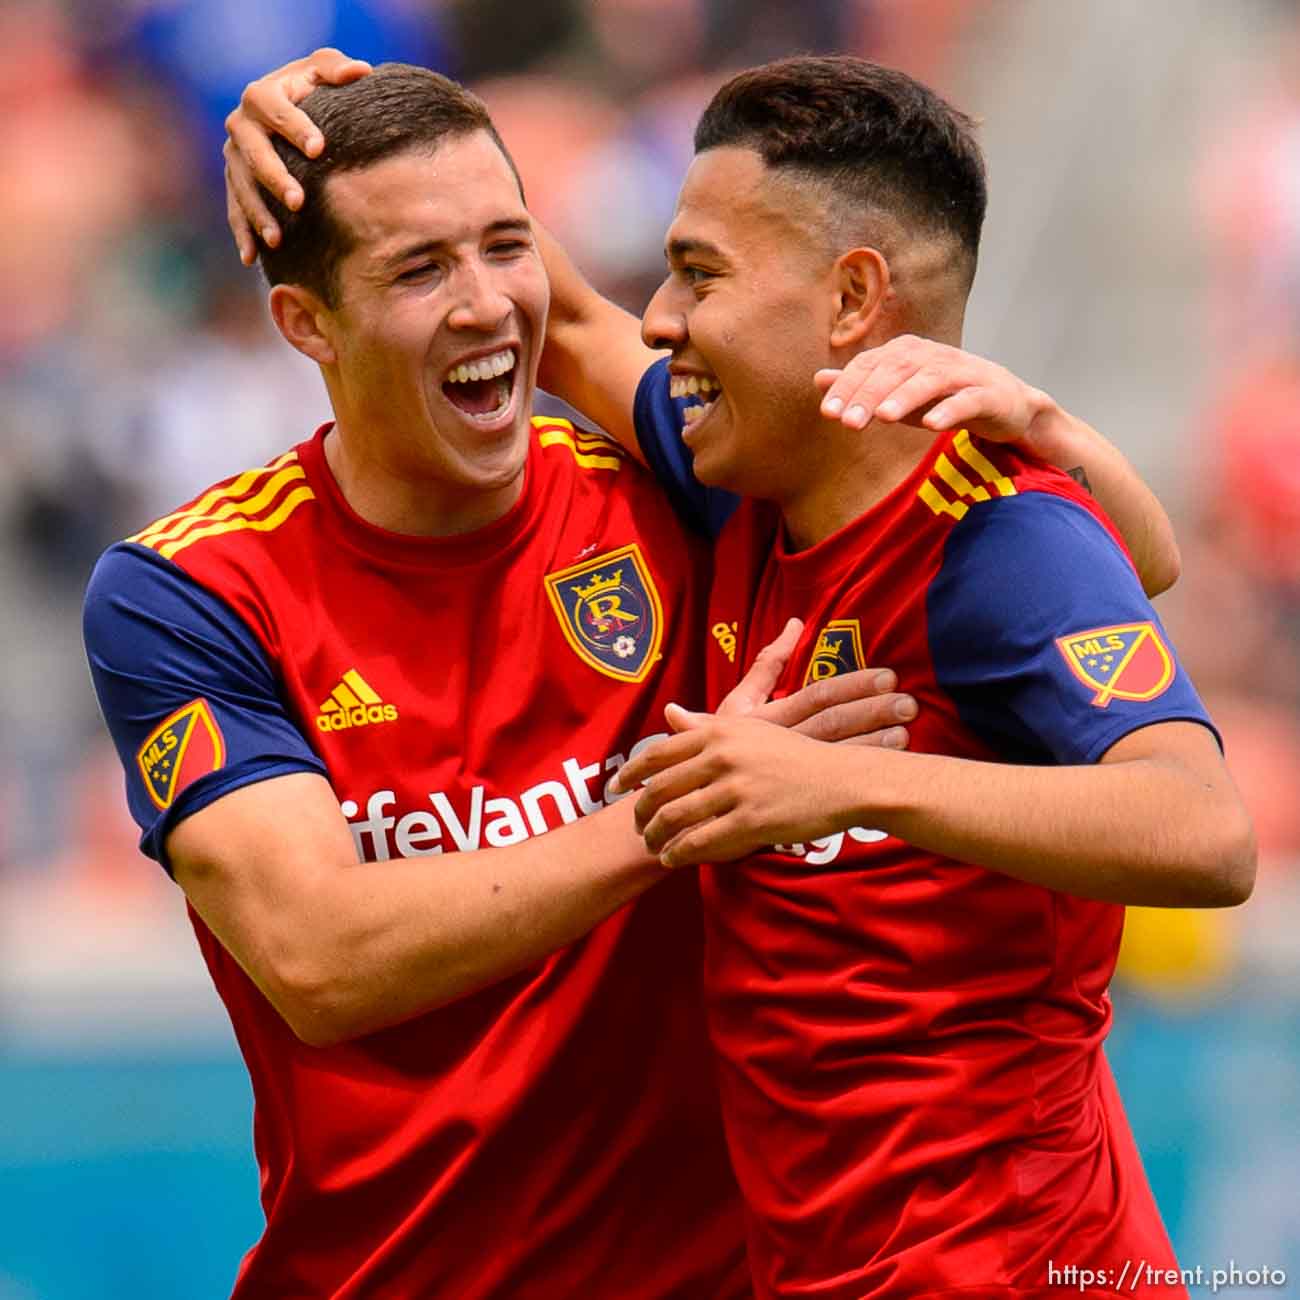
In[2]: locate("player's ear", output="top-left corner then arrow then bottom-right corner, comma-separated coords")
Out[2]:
269,283 -> 338,366
829,246 -> 890,349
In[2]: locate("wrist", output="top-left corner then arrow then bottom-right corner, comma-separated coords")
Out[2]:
1020,392 -> 1085,469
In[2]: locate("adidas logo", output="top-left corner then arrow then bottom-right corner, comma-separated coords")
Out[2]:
316,670 -> 398,733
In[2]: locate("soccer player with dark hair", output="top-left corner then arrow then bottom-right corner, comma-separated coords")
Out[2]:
85,61 -> 926,1298
604,57 -> 1253,1297
205,50 -> 1196,1300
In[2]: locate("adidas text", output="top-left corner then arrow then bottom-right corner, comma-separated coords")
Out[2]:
317,703 -> 398,732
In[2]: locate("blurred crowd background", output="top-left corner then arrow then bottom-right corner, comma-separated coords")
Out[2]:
2,0 -> 1299,1295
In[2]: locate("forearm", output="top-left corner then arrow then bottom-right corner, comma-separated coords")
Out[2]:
838,738 -> 1252,907
1025,402 -> 1180,597
534,221 -> 658,455
176,785 -> 664,1046
300,801 -> 662,1042
632,720 -> 1252,907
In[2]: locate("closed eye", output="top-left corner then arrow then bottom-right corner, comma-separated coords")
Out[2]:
396,262 -> 439,284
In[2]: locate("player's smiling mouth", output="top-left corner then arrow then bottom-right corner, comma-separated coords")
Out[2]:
442,347 -> 518,421
669,372 -> 721,435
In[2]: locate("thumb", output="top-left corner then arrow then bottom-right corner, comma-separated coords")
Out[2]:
665,702 -> 709,733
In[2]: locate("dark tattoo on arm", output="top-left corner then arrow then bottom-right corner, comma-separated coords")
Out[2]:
1065,465 -> 1093,494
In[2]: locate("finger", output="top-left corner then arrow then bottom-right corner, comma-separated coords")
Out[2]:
643,785 -> 737,856
249,90 -> 325,159
632,752 -> 721,833
818,355 -> 897,422
225,164 -> 258,266
664,702 -> 710,733
224,146 -> 282,251
754,667 -> 896,729
873,367 -> 975,424
922,387 -> 1006,434
791,692 -> 917,743
660,812 -> 751,869
719,616 -> 802,717
227,109 -> 305,209
841,725 -> 910,749
609,730 -> 705,796
814,368 -> 843,394
304,48 -> 374,90
249,52 -> 372,154
832,358 -> 925,429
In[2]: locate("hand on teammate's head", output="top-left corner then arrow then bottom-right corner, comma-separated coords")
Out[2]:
224,48 -> 372,265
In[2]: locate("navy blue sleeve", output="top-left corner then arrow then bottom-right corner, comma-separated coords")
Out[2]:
928,492 -> 1217,765
633,357 -> 739,538
83,543 -> 327,872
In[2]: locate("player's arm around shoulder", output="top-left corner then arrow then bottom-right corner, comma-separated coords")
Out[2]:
534,222 -> 662,456
816,335 -> 1181,596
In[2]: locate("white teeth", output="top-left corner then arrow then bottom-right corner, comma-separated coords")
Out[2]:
669,373 -> 721,400
683,404 -> 706,424
446,348 -> 517,384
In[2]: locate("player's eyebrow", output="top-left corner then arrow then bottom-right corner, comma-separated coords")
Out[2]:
379,219 -> 533,273
666,236 -> 728,265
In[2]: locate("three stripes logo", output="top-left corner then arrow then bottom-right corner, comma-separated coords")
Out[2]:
316,669 -> 398,733
916,429 -> 1018,521
534,417 -> 623,471
129,450 -> 315,559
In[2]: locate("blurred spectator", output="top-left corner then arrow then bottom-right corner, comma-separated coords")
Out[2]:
80,0 -> 452,188
1198,6 -> 1300,362
0,4 -> 155,358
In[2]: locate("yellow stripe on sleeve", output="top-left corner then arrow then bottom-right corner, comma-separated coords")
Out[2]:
952,430 -> 1017,497
136,467 -> 308,550
538,429 -> 623,471
130,451 -> 299,544
934,453 -> 990,502
156,486 -> 316,559
917,479 -> 969,520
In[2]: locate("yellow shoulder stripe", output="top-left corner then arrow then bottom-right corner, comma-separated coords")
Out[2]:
533,415 -> 623,452
151,487 -> 316,559
129,450 -> 300,545
952,429 -> 1016,497
537,428 -> 623,471
917,429 -> 1017,520
130,450 -> 314,558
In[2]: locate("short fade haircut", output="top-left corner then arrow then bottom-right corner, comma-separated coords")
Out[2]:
694,56 -> 987,284
256,62 -> 522,306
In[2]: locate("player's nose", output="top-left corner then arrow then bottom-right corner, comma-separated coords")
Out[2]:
641,276 -> 687,351
447,260 -> 512,333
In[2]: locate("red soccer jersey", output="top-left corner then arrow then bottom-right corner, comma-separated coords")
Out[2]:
701,430 -> 1208,1299
84,418 -> 748,1298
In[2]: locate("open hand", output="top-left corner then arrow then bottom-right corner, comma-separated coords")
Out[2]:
223,48 -> 372,264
